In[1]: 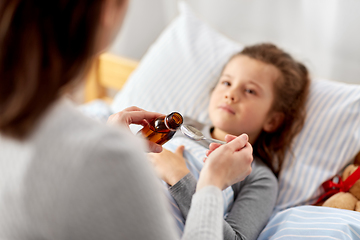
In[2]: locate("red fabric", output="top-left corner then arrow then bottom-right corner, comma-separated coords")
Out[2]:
315,167 -> 360,204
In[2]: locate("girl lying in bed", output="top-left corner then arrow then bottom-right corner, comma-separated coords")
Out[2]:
148,43 -> 310,240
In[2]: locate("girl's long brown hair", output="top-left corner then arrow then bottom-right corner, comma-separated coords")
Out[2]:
238,43 -> 310,176
0,0 -> 106,139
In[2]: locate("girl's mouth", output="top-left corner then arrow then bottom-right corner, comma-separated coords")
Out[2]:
218,104 -> 235,115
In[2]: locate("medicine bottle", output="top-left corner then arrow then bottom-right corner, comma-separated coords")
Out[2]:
138,112 -> 183,145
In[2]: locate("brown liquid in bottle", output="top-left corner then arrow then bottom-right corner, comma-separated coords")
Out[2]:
139,112 -> 183,145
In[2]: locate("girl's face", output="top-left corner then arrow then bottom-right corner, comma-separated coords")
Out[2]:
209,55 -> 281,144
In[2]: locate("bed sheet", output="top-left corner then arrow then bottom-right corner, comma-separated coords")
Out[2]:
78,99 -> 113,123
258,205 -> 360,240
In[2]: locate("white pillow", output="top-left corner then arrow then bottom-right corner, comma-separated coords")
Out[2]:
274,79 -> 360,214
111,1 -> 360,213
111,1 -> 243,125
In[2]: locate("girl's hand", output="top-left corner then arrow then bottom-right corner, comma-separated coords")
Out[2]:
148,146 -> 190,185
197,134 -> 253,191
107,106 -> 164,153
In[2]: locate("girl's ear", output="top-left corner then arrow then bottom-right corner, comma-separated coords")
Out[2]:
263,112 -> 285,133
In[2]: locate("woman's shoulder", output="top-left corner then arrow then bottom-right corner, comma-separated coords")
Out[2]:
13,101 -> 171,238
27,99 -> 161,199
31,99 -> 148,168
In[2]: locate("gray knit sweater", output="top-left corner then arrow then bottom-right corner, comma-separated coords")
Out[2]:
0,99 -> 224,240
169,117 -> 278,240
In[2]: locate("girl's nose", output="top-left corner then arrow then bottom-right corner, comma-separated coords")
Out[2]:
225,90 -> 237,102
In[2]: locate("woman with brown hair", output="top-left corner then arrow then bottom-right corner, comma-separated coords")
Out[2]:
0,0 -> 253,239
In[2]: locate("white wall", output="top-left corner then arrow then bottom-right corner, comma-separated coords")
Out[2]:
109,0 -> 360,84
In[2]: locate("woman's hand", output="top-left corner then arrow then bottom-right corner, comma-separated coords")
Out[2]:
107,106 -> 164,153
197,134 -> 253,191
204,135 -> 237,161
148,146 -> 190,186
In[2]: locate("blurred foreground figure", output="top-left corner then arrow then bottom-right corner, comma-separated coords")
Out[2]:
0,1 -> 253,239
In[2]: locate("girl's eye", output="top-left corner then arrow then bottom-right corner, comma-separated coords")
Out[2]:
245,88 -> 256,95
221,81 -> 231,86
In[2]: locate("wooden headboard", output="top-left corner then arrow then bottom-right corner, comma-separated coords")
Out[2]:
85,53 -> 138,103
